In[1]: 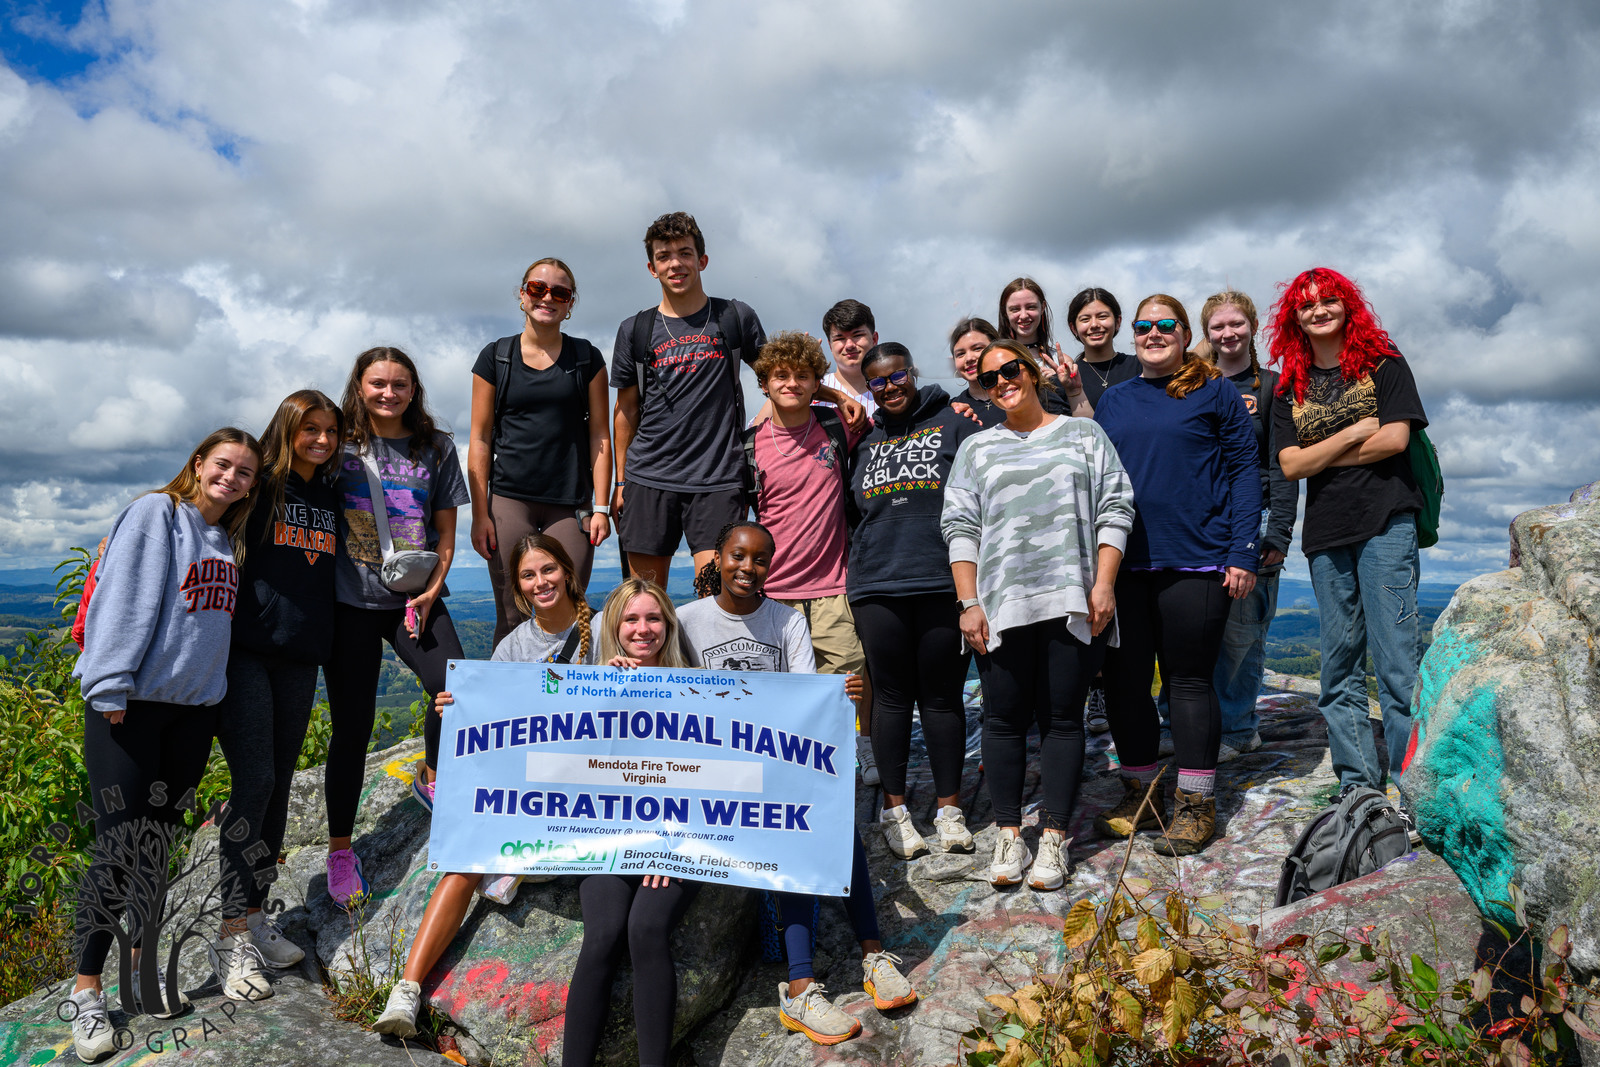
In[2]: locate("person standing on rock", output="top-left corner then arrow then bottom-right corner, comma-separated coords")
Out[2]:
213,391 -> 342,987
847,342 -> 984,860
467,256 -> 611,647
1063,286 -> 1141,736
1197,291 -> 1299,760
681,520 -> 917,1047
997,277 -> 1093,417
69,428 -> 262,1063
322,347 -> 470,907
1269,267 -> 1429,801
609,210 -> 865,588
948,316 -> 1073,428
1093,295 -> 1261,857
941,341 -> 1135,891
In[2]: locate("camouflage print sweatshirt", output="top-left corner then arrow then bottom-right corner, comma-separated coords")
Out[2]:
939,415 -> 1135,651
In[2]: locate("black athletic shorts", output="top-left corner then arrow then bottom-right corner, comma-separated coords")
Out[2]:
617,483 -> 746,557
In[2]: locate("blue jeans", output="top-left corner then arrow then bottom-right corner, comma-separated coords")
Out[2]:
1308,512 -> 1421,792
1214,571 -> 1280,747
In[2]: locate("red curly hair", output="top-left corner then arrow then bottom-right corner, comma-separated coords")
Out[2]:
1267,268 -> 1398,403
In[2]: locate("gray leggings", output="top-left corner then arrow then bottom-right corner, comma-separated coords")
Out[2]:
489,494 -> 593,646
215,647 -> 319,918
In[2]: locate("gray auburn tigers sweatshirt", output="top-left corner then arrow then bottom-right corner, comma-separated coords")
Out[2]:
74,493 -> 240,713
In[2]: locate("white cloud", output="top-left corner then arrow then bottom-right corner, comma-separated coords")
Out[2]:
0,0 -> 1596,583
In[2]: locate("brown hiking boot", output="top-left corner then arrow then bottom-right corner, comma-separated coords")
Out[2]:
1151,787 -> 1216,856
1094,776 -> 1167,839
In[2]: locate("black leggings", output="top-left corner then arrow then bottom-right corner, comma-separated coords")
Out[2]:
854,593 -> 971,798
978,618 -> 1106,831
322,600 -> 463,838
561,875 -> 701,1067
215,647 -> 318,916
77,700 -> 218,975
1102,570 -> 1230,771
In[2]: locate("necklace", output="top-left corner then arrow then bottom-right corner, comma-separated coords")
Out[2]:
1080,355 -> 1116,392
769,415 -> 815,458
658,304 -> 705,346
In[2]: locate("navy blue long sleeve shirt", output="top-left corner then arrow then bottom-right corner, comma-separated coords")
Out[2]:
1094,372 -> 1263,572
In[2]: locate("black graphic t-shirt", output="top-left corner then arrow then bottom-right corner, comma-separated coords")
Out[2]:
612,299 -> 767,492
472,335 -> 606,507
1272,354 -> 1427,555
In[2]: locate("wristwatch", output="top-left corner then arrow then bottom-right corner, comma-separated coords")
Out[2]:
959,597 -> 980,611
591,504 -> 611,516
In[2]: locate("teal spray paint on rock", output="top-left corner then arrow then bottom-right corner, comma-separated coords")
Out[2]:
1407,619 -> 1519,927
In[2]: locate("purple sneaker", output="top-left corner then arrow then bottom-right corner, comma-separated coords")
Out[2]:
411,771 -> 435,813
326,848 -> 369,908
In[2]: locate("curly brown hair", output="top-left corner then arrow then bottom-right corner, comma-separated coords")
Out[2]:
752,331 -> 829,385
643,211 -> 705,257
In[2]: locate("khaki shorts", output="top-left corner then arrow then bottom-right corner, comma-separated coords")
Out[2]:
774,594 -> 866,676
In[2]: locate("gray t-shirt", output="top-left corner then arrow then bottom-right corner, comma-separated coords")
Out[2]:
491,617 -> 599,664
611,299 -> 766,492
334,433 -> 472,610
677,596 -> 814,674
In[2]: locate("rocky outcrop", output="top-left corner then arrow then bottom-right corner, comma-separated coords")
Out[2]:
1402,481 -> 1600,981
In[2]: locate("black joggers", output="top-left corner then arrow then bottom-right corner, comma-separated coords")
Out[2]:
322,600 -> 462,839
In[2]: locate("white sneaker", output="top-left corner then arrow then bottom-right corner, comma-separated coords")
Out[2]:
373,979 -> 422,1039
131,965 -> 191,1018
68,987 -> 117,1063
478,873 -> 524,904
988,831 -> 1032,887
856,735 -> 880,787
879,805 -> 928,859
861,950 -> 917,1010
933,805 -> 975,853
1216,732 -> 1264,763
208,931 -> 273,1001
1027,832 -> 1069,891
246,911 -> 305,969
778,981 -> 861,1045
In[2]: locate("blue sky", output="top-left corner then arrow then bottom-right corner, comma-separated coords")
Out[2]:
0,1 -> 1597,584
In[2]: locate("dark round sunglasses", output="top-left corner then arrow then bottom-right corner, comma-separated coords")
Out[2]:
867,369 -> 913,393
1131,318 -> 1180,336
976,358 -> 1025,390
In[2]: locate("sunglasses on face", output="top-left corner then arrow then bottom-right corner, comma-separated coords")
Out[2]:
867,369 -> 913,393
976,358 -> 1025,390
1131,318 -> 1180,336
523,280 -> 574,304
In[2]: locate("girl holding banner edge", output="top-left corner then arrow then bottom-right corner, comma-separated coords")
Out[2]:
681,520 -> 916,1047
374,534 -> 598,1042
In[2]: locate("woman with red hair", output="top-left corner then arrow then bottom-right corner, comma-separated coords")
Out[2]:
1268,268 -> 1429,804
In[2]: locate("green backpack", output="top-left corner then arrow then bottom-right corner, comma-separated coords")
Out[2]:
1408,428 -> 1443,549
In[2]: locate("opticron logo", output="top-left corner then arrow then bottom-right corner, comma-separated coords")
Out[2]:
543,667 -> 562,695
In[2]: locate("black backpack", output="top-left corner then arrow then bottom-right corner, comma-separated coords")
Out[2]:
485,334 -> 598,499
628,296 -> 757,428
739,406 -> 858,525
1275,786 -> 1411,907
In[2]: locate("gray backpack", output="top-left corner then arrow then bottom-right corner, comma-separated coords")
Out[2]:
1275,786 -> 1411,907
